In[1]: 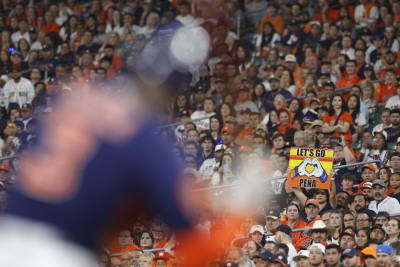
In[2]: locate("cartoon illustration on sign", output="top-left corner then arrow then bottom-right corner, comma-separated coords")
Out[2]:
287,147 -> 334,189
294,158 -> 328,183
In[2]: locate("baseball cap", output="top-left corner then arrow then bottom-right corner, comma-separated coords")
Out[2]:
377,245 -> 393,255
269,75 -> 280,81
308,243 -> 325,254
341,248 -> 358,260
285,54 -> 296,63
179,110 -> 190,118
371,224 -> 384,233
293,250 -> 309,262
340,231 -> 355,239
311,120 -> 323,128
215,144 -> 226,152
266,209 -> 280,220
376,211 -> 390,219
250,225 -> 265,235
42,45 -> 53,51
215,78 -> 225,83
372,179 -> 386,188
305,199 -> 319,207
255,250 -> 274,261
221,126 -> 234,134
362,164 -> 376,172
310,21 -> 321,27
22,103 -> 32,111
360,28 -> 372,36
362,182 -> 372,189
276,225 -> 292,236
272,253 -> 287,267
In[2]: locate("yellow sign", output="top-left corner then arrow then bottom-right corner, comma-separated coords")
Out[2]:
286,147 -> 334,189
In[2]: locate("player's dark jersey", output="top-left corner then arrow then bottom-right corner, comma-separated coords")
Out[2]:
5,89 -> 190,249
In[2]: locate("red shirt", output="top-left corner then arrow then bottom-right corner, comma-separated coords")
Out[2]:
323,112 -> 353,143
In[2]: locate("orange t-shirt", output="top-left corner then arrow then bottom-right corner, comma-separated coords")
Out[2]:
323,112 -> 353,143
375,82 -> 397,103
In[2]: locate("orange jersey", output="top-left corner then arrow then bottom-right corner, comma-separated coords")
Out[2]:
281,219 -> 307,251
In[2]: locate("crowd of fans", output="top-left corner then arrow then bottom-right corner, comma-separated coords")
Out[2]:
3,0 -> 400,266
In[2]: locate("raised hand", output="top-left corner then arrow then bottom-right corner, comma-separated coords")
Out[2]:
295,158 -> 312,177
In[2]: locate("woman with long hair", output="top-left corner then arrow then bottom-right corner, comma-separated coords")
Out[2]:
59,15 -> 79,43
169,94 -> 191,122
17,38 -> 30,61
106,9 -> 124,36
277,108 -> 293,136
384,218 -> 400,244
384,26 -> 399,52
217,102 -> 236,123
347,94 -> 367,143
378,167 -> 392,193
0,48 -> 10,73
209,115 -> 222,141
255,22 -> 280,57
356,228 -> 370,252
322,95 -> 352,144
281,202 -> 307,251
139,230 -> 154,250
252,83 -> 266,110
288,98 -> 304,122
281,68 -> 297,97
234,44 -> 253,74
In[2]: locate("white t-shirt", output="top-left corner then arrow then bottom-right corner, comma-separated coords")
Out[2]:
368,197 -> 400,216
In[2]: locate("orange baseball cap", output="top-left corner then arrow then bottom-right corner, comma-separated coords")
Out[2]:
305,199 -> 319,207
362,164 -> 376,172
221,126 -> 234,134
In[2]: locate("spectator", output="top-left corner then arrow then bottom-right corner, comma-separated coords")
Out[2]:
376,244 -> 394,267
368,179 -> 400,216
308,243 -> 325,267
384,219 -> 400,245
3,64 -> 34,108
341,248 -> 359,267
325,244 -> 341,267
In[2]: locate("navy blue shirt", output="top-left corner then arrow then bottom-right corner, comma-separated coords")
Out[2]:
6,119 -> 191,249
